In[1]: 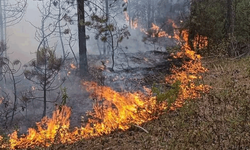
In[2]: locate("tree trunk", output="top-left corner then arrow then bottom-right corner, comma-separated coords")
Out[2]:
188,0 -> 197,51
77,0 -> 88,76
42,53 -> 47,117
103,0 -> 109,55
147,0 -> 151,29
42,83 -> 46,117
0,0 -> 4,43
226,0 -> 235,57
0,0 -> 3,76
128,0 -> 131,28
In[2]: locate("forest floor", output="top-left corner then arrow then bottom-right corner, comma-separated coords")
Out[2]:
52,56 -> 250,150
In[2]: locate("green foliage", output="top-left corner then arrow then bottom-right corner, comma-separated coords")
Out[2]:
24,48 -> 62,82
58,87 -> 68,112
235,0 -> 250,43
185,0 -> 250,56
24,47 -> 64,117
61,87 -> 68,106
152,81 -> 181,110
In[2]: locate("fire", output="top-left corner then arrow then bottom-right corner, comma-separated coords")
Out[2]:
193,35 -> 208,49
124,11 -> 129,22
0,135 -> 6,148
132,19 -> 138,29
70,63 -> 77,69
8,83 -> 167,149
0,96 -> 3,104
166,25 -> 211,110
151,23 -> 169,37
9,106 -> 71,149
2,20 -> 210,149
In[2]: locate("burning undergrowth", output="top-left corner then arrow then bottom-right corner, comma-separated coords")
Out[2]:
0,24 -> 210,149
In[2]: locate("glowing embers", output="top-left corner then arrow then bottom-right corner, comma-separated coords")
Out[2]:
193,35 -> 208,50
70,63 -> 77,69
132,19 -> 138,29
150,23 -> 171,38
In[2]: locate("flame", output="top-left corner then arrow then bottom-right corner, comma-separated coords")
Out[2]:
31,86 -> 36,91
166,24 -> 211,110
0,135 -> 6,148
132,19 -> 138,29
124,11 -> 129,22
9,106 -> 71,149
123,0 -> 130,23
0,96 -> 3,104
151,23 -> 169,37
193,35 -> 208,49
3,20 -> 210,149
70,63 -> 77,69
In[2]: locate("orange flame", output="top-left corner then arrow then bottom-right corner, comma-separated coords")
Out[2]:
132,19 -> 138,29
166,24 -> 210,110
193,35 -> 208,49
124,11 -> 129,22
151,23 -> 169,37
9,106 -> 71,149
70,63 -> 77,69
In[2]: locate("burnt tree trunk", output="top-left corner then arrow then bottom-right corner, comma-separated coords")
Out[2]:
77,0 -> 88,76
147,0 -> 152,29
103,0 -> 109,55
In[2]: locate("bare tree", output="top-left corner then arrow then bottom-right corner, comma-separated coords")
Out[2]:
24,0 -> 65,117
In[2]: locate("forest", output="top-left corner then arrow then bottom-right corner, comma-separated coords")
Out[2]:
0,0 -> 250,149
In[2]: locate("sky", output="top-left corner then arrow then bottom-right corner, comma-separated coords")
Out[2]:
7,1 -> 42,64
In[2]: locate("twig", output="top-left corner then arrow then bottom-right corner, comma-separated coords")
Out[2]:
133,124 -> 149,133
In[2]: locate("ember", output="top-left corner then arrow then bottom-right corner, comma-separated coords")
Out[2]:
70,63 -> 77,69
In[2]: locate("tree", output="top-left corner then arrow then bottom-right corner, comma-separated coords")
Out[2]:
226,0 -> 235,56
0,42 -> 23,127
77,0 -> 88,77
24,48 -> 63,117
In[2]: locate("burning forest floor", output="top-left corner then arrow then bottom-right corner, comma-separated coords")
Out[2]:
44,56 -> 250,150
